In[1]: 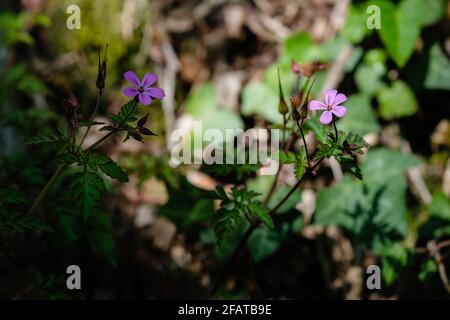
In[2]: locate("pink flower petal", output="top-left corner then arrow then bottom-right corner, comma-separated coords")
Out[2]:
332,105 -> 347,118
324,89 -> 337,106
309,100 -> 327,110
123,87 -> 138,97
320,110 -> 333,125
333,93 -> 347,106
141,73 -> 158,88
124,71 -> 140,87
138,93 -> 152,105
145,87 -> 165,99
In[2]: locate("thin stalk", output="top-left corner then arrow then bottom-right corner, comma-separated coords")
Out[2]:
77,89 -> 102,152
332,116 -> 338,143
296,121 -> 311,168
27,164 -> 67,215
262,134 -> 298,206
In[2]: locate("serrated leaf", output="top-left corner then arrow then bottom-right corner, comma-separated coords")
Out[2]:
88,153 -> 128,182
26,133 -> 61,145
110,99 -> 138,127
212,207 -> 244,249
71,171 -> 105,220
250,202 -> 274,228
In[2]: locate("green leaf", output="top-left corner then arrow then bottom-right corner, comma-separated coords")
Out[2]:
185,82 -> 244,135
247,175 -> 301,215
375,0 -> 422,67
314,133 -> 340,160
361,148 -> 422,182
337,94 -> 380,135
242,81 -> 282,124
341,5 -> 370,44
71,171 -> 105,220
185,83 -> 217,116
211,186 -> 274,249
0,213 -> 53,234
26,133 -> 61,145
110,99 -> 138,126
89,153 -> 128,182
381,243 -> 410,286
250,202 -> 274,228
419,193 -> 450,239
314,148 -> 422,252
417,0 -> 447,27
283,32 -> 327,62
419,259 -> 437,281
424,43 -> 450,90
377,80 -> 418,120
87,212 -> 118,266
354,49 -> 387,96
212,207 -> 244,249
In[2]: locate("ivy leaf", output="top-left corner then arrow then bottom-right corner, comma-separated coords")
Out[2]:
71,171 -> 105,220
381,243 -> 410,286
88,153 -> 128,182
337,94 -> 380,135
424,43 -> 450,90
341,4 -> 371,44
375,0 -> 422,68
377,80 -> 418,120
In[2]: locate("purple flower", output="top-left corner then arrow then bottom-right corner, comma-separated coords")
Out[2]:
309,89 -> 347,125
122,71 -> 165,105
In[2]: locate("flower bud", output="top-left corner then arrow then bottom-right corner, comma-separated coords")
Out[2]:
301,61 -> 327,77
277,67 -> 289,115
96,45 -> 108,90
291,59 -> 301,76
290,95 -> 302,109
292,108 -> 301,122
278,97 -> 289,115
62,94 -> 78,111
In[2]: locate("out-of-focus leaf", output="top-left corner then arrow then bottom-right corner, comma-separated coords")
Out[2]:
377,80 -> 418,120
419,258 -> 438,281
419,193 -> 450,239
338,94 -> 380,135
381,243 -> 410,286
375,0 -> 422,67
89,153 -> 128,182
314,148 -> 422,252
424,43 -> 450,90
341,5 -> 370,44
242,81 -> 282,124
